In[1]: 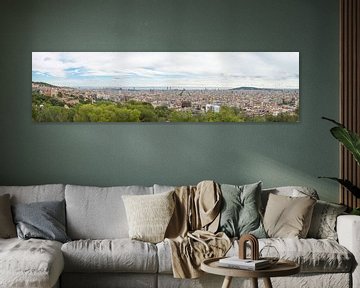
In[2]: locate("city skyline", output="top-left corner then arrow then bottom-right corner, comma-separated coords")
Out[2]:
32,52 -> 299,89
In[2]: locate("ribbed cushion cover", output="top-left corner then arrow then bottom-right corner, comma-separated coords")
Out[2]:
308,200 -> 347,240
122,191 -> 175,243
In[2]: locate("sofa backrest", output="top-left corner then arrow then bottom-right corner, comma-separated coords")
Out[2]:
0,184 -> 65,204
65,184 -> 154,240
153,184 -> 176,194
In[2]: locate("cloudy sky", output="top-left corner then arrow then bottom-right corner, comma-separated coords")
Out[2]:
32,52 -> 299,89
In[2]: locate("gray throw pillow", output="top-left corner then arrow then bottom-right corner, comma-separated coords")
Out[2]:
218,182 -> 266,238
12,200 -> 70,243
0,194 -> 17,238
307,200 -> 347,240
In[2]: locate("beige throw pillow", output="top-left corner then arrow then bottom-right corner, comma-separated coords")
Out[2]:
0,194 -> 17,238
263,193 -> 316,238
122,191 -> 175,243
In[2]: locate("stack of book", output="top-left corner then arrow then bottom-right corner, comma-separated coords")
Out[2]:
218,257 -> 271,270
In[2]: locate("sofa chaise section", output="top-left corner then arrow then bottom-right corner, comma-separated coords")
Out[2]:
0,238 -> 63,288
0,184 -> 66,288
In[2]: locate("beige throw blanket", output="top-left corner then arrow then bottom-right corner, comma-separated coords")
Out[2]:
165,180 -> 231,279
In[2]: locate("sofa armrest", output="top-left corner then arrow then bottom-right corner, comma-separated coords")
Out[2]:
337,215 -> 360,288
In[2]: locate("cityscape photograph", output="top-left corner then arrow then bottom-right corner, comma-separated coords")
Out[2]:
32,52 -> 299,122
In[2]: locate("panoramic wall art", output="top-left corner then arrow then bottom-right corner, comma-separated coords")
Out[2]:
32,52 -> 299,122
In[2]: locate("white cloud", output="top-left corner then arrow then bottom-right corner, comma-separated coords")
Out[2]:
32,52 -> 299,88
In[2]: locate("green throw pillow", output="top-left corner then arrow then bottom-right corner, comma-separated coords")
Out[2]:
218,182 -> 266,238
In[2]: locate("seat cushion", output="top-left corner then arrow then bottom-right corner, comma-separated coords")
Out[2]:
157,238 -> 354,274
0,238 -> 64,288
229,238 -> 354,273
65,185 -> 153,239
62,239 -> 158,273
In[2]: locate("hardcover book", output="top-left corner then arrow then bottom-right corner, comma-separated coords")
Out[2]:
218,257 -> 271,270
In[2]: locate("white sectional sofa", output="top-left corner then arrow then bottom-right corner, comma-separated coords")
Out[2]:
0,183 -> 359,288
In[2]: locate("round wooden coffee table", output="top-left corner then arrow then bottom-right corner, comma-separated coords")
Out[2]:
201,257 -> 300,288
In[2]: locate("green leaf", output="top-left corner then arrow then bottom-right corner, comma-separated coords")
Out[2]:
322,117 -> 360,165
318,177 -> 360,198
330,126 -> 360,165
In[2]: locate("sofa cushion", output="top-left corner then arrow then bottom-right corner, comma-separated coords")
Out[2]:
260,238 -> 353,273
153,184 -> 176,194
218,182 -> 266,238
65,185 -> 153,239
157,237 -> 353,274
12,200 -> 70,243
122,191 -> 175,243
261,186 -> 319,213
307,200 -> 347,240
0,184 -> 65,204
61,239 -> 158,273
0,194 -> 16,238
0,238 -> 64,288
263,194 -> 316,238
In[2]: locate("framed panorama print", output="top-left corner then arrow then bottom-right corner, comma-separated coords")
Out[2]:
32,52 -> 299,122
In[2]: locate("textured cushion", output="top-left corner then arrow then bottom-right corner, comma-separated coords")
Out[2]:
122,191 -> 175,243
0,194 -> 16,238
0,184 -> 65,204
12,200 -> 70,243
61,239 -> 158,273
263,193 -> 316,238
307,200 -> 347,240
0,238 -> 64,288
218,182 -> 266,238
227,238 -> 353,273
65,185 -> 153,239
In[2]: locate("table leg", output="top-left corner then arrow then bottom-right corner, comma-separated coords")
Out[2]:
251,278 -> 258,288
263,277 -> 273,288
221,276 -> 233,288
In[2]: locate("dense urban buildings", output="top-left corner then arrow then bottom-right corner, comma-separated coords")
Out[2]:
32,82 -> 299,119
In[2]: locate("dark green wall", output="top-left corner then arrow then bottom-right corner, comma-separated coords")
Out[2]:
0,0 -> 340,202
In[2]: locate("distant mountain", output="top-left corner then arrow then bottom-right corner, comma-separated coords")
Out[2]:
230,86 -> 297,91
32,81 -> 58,88
231,86 -> 275,91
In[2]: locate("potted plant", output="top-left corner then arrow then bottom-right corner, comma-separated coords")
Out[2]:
319,117 -> 360,215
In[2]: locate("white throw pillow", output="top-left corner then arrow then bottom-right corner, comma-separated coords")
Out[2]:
122,191 -> 175,243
